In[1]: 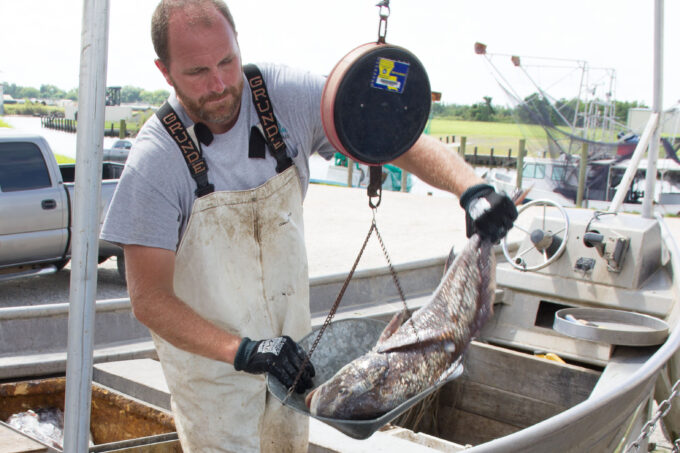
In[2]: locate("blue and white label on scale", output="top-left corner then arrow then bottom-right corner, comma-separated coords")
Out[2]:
372,57 -> 410,94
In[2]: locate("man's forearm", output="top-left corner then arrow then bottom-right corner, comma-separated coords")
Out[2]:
132,289 -> 242,364
392,134 -> 484,197
123,244 -> 242,364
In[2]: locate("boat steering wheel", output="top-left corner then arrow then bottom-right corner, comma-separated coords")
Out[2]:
501,199 -> 569,271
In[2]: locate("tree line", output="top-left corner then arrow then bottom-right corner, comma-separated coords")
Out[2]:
433,95 -> 647,126
2,83 -> 170,106
3,82 -> 646,125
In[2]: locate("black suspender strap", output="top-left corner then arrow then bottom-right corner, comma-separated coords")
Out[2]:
243,64 -> 293,173
156,102 -> 215,197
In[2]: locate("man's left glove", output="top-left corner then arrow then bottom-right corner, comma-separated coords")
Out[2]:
233,336 -> 315,393
460,183 -> 517,243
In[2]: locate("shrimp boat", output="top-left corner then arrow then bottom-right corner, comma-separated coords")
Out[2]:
489,155 -> 680,215
2,1 -> 680,452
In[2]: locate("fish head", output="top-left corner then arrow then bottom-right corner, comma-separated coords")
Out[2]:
307,352 -> 390,420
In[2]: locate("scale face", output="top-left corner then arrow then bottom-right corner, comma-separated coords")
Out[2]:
321,43 -> 432,165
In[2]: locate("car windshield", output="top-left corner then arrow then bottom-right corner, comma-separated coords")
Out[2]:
112,140 -> 132,149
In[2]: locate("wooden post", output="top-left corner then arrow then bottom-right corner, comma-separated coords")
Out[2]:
490,147 -> 495,167
473,146 -> 478,166
347,158 -> 354,187
576,141 -> 588,207
460,136 -> 467,158
516,139 -> 526,190
119,119 -> 126,139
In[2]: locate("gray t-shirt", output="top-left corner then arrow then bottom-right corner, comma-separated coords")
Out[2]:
101,64 -> 335,251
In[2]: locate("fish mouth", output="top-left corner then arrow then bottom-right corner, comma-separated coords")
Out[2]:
305,387 -> 318,411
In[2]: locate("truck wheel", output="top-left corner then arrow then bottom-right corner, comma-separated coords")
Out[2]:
116,254 -> 126,281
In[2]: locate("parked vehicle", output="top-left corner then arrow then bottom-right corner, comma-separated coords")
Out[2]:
102,139 -> 133,162
111,139 -> 133,150
0,131 -> 124,281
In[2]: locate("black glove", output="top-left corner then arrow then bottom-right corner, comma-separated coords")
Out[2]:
459,183 -> 517,243
233,336 -> 315,393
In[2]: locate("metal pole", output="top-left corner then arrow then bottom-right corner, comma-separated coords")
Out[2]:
608,114 -> 659,213
573,62 -> 586,133
642,0 -> 664,218
347,158 -> 354,187
63,0 -> 109,451
576,142 -> 588,207
516,139 -> 526,190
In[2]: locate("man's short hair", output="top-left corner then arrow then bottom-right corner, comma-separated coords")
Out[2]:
151,0 -> 236,66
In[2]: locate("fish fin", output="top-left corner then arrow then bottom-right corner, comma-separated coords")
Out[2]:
376,328 -> 451,352
376,310 -> 409,344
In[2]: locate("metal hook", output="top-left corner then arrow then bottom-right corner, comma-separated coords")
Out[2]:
376,0 -> 390,17
368,190 -> 382,209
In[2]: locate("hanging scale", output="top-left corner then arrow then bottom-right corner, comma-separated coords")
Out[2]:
285,0 -> 431,401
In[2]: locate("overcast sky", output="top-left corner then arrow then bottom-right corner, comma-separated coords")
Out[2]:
1,1 -> 679,109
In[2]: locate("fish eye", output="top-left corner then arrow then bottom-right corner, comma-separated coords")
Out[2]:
338,387 -> 349,396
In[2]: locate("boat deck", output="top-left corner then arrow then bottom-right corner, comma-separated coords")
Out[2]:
2,184 -> 680,451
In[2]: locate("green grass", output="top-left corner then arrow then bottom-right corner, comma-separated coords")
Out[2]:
426,118 -> 549,156
0,118 -> 10,128
428,118 -> 529,138
3,103 -> 64,117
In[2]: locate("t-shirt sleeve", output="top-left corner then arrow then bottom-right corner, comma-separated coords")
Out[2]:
305,73 -> 337,161
101,165 -> 183,251
264,64 -> 336,161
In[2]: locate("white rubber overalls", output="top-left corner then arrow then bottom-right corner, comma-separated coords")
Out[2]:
151,165 -> 311,453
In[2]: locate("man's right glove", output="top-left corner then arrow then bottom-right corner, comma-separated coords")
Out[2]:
459,183 -> 517,243
233,336 -> 315,393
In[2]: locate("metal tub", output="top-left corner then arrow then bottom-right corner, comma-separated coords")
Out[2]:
0,377 -> 179,452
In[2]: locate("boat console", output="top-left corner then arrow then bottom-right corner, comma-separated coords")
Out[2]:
487,203 -> 675,366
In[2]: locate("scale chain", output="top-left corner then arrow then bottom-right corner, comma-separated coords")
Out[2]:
625,378 -> 680,452
283,208 -> 411,402
283,220 -> 377,402
373,217 -> 409,314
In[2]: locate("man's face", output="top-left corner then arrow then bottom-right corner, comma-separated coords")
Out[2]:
156,6 -> 243,134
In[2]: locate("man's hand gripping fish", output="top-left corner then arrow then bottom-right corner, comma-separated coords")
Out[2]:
305,233 -> 496,420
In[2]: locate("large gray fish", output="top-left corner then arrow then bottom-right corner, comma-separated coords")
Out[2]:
306,233 -> 496,420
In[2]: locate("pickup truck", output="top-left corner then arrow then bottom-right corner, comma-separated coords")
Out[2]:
0,131 -> 124,281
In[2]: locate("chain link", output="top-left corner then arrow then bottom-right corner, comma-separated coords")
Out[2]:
376,0 -> 390,43
625,378 -> 680,452
373,215 -> 408,312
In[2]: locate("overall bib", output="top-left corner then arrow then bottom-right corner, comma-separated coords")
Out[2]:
152,166 -> 311,452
